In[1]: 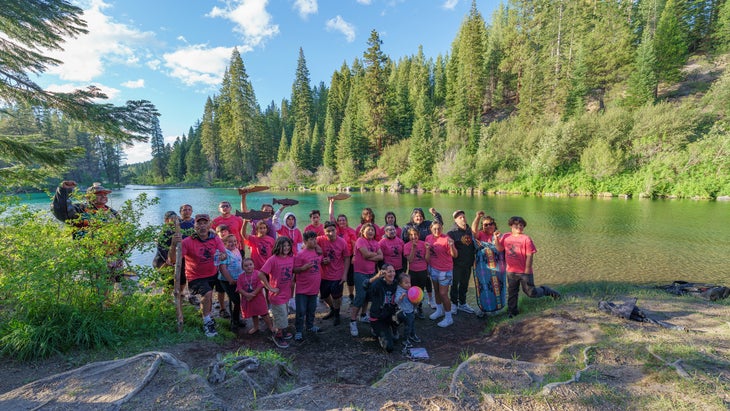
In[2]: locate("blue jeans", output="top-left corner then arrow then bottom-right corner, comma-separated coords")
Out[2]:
398,310 -> 415,339
295,294 -> 317,332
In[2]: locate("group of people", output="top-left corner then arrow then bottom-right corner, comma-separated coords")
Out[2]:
52,181 -> 561,352
153,188 -> 561,352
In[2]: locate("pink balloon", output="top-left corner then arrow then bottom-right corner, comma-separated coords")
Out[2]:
407,286 -> 424,304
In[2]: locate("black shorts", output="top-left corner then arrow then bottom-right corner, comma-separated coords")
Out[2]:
346,263 -> 355,286
213,277 -> 225,292
188,275 -> 218,296
320,279 -> 344,300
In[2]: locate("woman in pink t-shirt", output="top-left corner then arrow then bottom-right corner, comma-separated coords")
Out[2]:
404,227 -> 431,317
348,223 -> 383,337
425,220 -> 457,328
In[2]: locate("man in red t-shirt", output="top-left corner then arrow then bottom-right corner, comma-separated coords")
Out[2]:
171,213 -> 234,337
317,221 -> 351,325
211,201 -> 244,252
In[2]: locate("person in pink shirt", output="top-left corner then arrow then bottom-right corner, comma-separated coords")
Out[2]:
304,209 -> 325,237
499,216 -> 560,318
260,236 -> 296,348
355,208 -> 383,241
317,220 -> 351,326
404,227 -> 430,318
242,219 -> 276,270
379,224 -> 405,277
328,197 -> 358,303
348,223 -> 383,337
237,257 -> 275,335
277,212 -> 304,253
425,220 -> 457,328
384,211 -> 402,239
471,211 -> 503,245
211,201 -> 244,252
292,231 -> 324,341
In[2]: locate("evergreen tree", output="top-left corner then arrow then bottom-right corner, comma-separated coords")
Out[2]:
167,136 -> 184,181
362,30 -> 391,158
277,128 -> 289,162
626,31 -> 659,107
289,48 -> 314,169
407,94 -> 435,185
261,101 -> 283,171
654,0 -> 689,83
309,122 -> 323,169
185,131 -> 205,180
200,96 -> 221,180
149,115 -> 167,180
713,0 -> 730,52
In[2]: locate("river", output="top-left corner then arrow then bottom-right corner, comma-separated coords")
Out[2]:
15,185 -> 730,285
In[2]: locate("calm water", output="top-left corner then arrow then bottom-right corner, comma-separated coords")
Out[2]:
16,186 -> 730,285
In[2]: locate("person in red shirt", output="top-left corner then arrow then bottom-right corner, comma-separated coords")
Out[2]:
425,220 -> 457,328
304,209 -> 325,237
379,224 -> 405,277
498,216 -> 560,318
241,219 -> 276,270
212,201 -> 244,252
293,231 -> 323,341
170,214 -> 234,338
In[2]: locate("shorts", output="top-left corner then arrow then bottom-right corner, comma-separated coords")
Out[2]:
188,275 -> 218,296
429,267 -> 453,287
320,279 -> 344,300
346,263 -> 355,286
353,272 -> 374,308
269,303 -> 289,330
213,278 -> 225,293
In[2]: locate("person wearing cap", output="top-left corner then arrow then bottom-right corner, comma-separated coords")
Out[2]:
447,210 -> 478,315
401,207 -> 443,308
169,213 -> 235,338
52,180 -> 119,237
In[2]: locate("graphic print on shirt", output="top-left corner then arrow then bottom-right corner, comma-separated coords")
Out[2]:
507,243 -> 518,259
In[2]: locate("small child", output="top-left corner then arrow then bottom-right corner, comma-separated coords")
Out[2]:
395,274 -> 421,347
214,224 -> 231,319
242,219 -> 276,270
237,257 -> 275,335
217,234 -> 244,330
259,236 -> 296,348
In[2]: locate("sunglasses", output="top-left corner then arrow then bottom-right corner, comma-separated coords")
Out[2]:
220,204 -> 231,208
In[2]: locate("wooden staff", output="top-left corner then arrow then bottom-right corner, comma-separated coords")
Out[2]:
173,219 -> 184,332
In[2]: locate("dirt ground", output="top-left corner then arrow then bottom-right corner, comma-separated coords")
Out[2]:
1,293 -> 728,410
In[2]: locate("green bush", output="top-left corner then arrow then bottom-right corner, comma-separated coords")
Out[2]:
0,193 -> 182,360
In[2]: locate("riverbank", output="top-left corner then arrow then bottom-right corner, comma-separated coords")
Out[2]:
1,282 -> 728,410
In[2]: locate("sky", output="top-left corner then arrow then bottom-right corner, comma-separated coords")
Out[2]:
34,0 -> 500,164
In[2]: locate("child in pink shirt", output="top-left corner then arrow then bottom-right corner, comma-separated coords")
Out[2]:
292,231 -> 323,341
242,219 -> 276,270
237,258 -> 275,335
260,237 -> 296,348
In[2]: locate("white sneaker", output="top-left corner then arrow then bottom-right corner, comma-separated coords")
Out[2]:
359,314 -> 371,323
437,317 -> 454,327
458,303 -> 476,314
429,308 -> 444,320
450,305 -> 458,315
428,296 -> 436,309
349,321 -> 359,337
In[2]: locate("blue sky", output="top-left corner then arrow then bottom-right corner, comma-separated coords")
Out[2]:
34,0 -> 500,164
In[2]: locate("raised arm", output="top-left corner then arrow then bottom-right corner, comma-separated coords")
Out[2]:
471,211 -> 485,233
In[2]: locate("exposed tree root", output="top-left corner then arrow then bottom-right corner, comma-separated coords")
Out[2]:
647,346 -> 690,379
541,346 -> 595,395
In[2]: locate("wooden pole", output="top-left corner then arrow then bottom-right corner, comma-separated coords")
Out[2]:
173,219 -> 184,332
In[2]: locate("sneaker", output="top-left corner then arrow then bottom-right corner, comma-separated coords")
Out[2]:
349,321 -> 359,337
294,332 -> 303,342
458,303 -> 476,314
476,310 -> 485,318
438,317 -> 454,328
219,308 -> 230,318
272,334 -> 289,348
308,326 -> 322,333
402,339 -> 413,348
359,313 -> 371,323
213,301 -> 220,310
282,331 -> 294,340
428,295 -> 436,309
322,309 -> 336,320
203,319 -> 218,337
410,334 -> 421,343
450,305 -> 458,315
429,308 -> 444,320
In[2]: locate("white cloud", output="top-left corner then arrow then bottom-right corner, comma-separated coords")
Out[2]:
208,0 -> 279,48
122,79 -> 145,88
356,0 -> 373,4
163,44 -> 235,86
442,0 -> 459,10
325,16 -> 356,43
293,0 -> 318,18
44,0 -> 155,82
146,59 -> 161,70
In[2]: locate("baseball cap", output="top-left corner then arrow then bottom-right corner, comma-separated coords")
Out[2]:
194,213 -> 210,222
452,210 -> 465,219
87,182 -> 112,195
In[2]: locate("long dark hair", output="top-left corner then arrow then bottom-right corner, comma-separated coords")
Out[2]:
384,211 -> 399,228
272,236 -> 294,256
360,207 -> 375,224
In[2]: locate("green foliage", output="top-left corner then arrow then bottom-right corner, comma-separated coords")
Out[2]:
259,160 -> 312,189
376,139 -> 410,178
0,193 -> 179,360
581,138 -> 624,180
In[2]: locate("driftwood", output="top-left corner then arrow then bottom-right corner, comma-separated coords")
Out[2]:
598,298 -> 687,331
541,346 -> 595,394
646,346 -> 691,379
657,281 -> 730,301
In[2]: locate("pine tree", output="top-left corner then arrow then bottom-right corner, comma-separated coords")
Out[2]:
362,30 -> 390,158
625,32 -> 659,107
407,94 -> 435,185
277,128 -> 289,162
149,115 -> 167,180
200,96 -> 221,180
654,0 -> 689,83
289,48 -> 314,169
309,122 -> 323,169
712,0 -> 730,53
